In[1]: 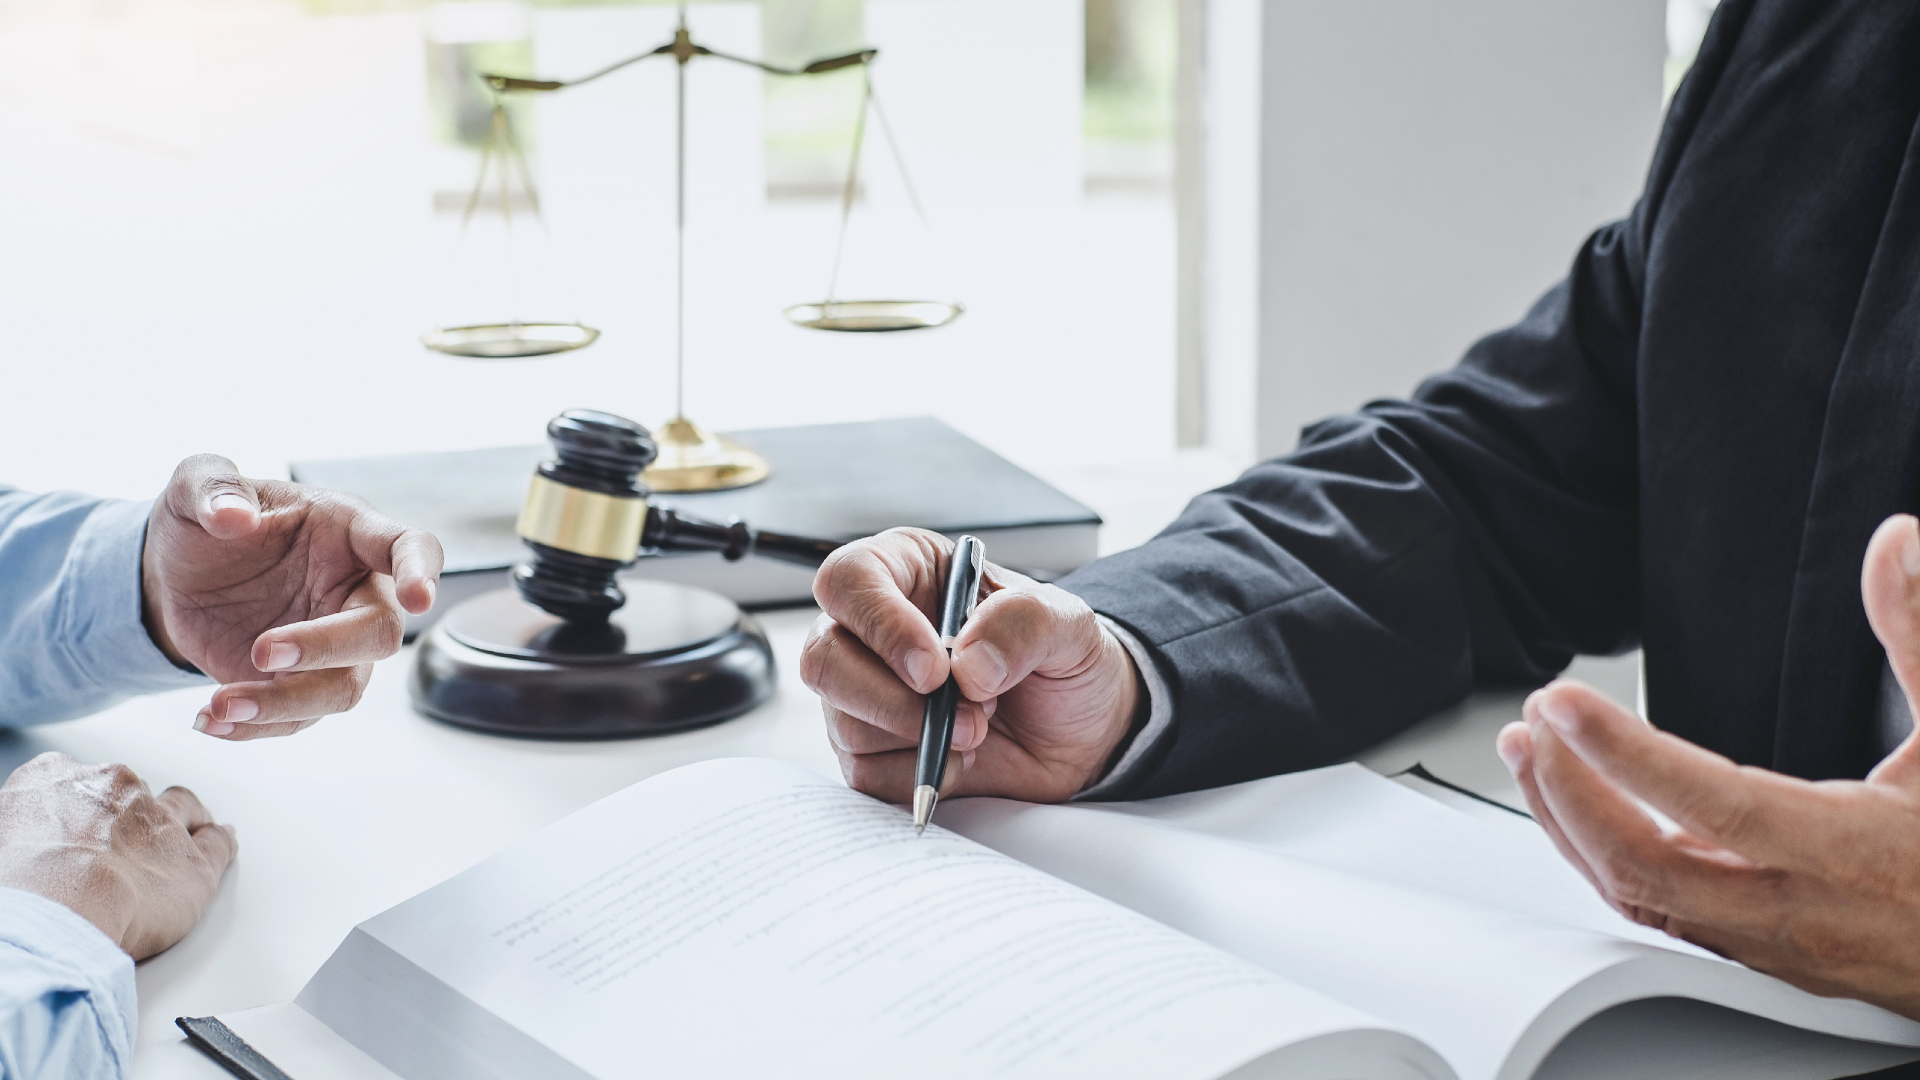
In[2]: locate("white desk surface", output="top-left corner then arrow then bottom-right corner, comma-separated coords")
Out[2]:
0,616 -> 1677,1079
11,606 -> 834,1078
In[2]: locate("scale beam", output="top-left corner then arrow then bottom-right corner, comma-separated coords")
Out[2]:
431,10 -> 960,480
480,45 -> 878,95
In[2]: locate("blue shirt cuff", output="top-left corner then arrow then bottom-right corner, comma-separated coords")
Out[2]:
0,887 -> 137,1075
58,498 -> 210,698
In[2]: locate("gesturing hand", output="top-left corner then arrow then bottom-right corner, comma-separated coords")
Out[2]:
801,528 -> 1143,804
1496,513 -> 1920,1020
143,454 -> 444,740
0,753 -> 236,959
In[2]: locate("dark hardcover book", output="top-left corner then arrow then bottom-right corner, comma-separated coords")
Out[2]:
290,417 -> 1102,628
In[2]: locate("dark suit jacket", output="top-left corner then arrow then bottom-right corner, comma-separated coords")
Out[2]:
1060,0 -> 1920,799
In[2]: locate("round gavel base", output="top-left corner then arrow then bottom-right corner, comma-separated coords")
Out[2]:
409,582 -> 774,738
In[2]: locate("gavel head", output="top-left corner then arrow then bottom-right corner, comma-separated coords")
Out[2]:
512,410 -> 656,622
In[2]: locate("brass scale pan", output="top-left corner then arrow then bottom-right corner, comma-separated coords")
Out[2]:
427,300 -> 962,357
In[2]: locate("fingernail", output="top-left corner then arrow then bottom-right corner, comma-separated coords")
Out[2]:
904,649 -> 935,689
223,698 -> 259,723
1537,694 -> 1577,736
195,712 -> 234,737
981,696 -> 998,720
1495,723 -> 1525,771
1522,688 -> 1545,724
210,492 -> 253,513
961,749 -> 976,772
952,708 -> 977,750
262,641 -> 300,671
193,710 -> 210,733
424,579 -> 438,609
1903,520 -> 1920,578
957,642 -> 1008,694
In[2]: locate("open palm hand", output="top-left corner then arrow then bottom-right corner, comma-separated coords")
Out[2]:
142,455 -> 443,740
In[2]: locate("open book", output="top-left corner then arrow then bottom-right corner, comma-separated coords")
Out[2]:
213,758 -> 1920,1080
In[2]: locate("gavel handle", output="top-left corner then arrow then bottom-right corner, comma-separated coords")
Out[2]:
642,507 -> 843,568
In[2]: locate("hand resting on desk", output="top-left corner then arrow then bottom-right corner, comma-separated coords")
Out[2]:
1497,513 -> 1920,1020
143,454 -> 444,740
0,753 -> 234,959
802,528 -> 1143,803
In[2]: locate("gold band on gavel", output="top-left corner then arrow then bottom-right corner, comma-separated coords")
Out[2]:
515,473 -> 647,562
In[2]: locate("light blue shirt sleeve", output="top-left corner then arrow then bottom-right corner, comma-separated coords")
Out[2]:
0,887 -> 136,1080
0,486 -> 209,727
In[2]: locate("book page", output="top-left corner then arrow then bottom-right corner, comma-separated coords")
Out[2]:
938,765 -> 1920,1080
298,758 -> 1449,1080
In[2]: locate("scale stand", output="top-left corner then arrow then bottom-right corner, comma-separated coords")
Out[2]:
423,4 -> 962,491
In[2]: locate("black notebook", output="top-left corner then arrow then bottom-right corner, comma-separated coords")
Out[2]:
290,417 -> 1101,625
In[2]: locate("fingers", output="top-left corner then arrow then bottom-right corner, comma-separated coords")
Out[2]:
156,786 -> 238,872
1864,515 -> 1920,774
803,615 -> 929,743
1529,680 -> 1833,871
356,513 -> 443,616
190,822 -> 239,877
317,494 -> 444,617
165,454 -> 262,541
195,665 -> 371,739
825,705 -> 917,755
1497,720 -> 1611,900
156,786 -> 215,832
391,529 -> 443,615
250,575 -> 405,673
833,742 -> 971,804
950,584 -> 1103,702
1526,707 -> 1695,924
203,718 -> 321,742
805,613 -> 998,744
811,530 -> 953,695
1524,695 -> 1768,929
823,698 -> 995,756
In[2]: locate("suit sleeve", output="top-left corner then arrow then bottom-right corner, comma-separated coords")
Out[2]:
1058,0 -> 1760,801
1061,219 -> 1647,798
1069,3 -> 1788,798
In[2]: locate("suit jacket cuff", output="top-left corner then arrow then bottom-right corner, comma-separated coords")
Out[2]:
1074,614 -> 1174,800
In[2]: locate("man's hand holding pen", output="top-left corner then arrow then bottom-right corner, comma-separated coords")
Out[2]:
801,527 -> 1144,805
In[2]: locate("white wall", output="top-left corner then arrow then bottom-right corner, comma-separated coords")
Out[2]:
1204,0 -> 1666,463
0,0 -> 1185,503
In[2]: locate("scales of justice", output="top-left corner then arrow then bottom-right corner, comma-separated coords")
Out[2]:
419,4 -> 962,492
409,8 -> 961,738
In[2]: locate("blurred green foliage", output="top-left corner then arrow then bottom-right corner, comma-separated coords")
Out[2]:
1085,0 -> 1173,143
311,0 -> 1177,184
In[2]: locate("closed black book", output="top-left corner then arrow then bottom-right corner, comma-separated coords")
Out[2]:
290,417 -> 1101,629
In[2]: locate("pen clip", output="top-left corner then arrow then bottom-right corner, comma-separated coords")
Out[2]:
936,535 -> 987,645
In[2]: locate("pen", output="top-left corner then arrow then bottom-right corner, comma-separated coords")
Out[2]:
913,534 -> 986,834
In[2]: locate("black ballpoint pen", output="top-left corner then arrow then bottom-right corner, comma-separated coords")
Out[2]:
913,534 -> 986,834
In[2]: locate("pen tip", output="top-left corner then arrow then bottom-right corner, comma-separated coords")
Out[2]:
912,785 -> 938,834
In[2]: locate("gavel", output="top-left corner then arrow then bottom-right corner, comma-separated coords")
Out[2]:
511,409 -> 842,623
411,409 -> 846,738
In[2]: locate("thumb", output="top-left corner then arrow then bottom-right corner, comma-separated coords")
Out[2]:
1862,514 -> 1920,788
166,454 -> 262,541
